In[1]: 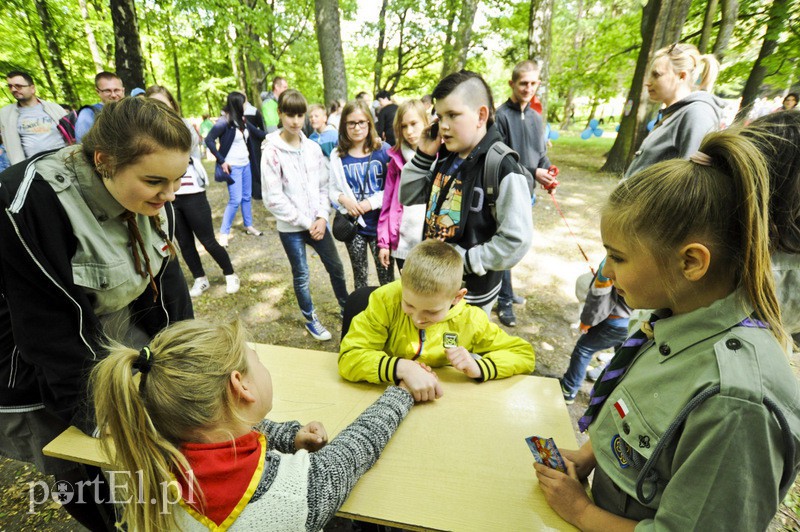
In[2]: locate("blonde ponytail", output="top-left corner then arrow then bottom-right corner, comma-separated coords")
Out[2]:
91,320 -> 252,531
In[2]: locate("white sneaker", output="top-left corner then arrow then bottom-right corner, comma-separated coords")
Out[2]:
226,274 -> 240,294
219,233 -> 229,247
189,277 -> 210,298
305,313 -> 332,341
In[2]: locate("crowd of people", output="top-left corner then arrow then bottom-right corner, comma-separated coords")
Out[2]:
0,40 -> 799,531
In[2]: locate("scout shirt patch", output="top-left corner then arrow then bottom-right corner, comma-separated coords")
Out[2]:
613,399 -> 629,419
611,434 -> 631,469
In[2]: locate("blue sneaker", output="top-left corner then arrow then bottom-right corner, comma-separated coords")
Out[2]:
305,313 -> 332,341
560,380 -> 577,405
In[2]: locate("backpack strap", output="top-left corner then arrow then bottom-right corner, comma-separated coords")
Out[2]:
483,142 -> 534,213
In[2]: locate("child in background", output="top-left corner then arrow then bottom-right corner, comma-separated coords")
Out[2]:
377,99 -> 429,272
261,90 -> 349,341
399,71 -> 533,314
743,111 -> 800,342
92,319 -> 415,532
559,259 -> 631,404
308,104 -> 338,158
329,100 -> 394,289
535,130 -> 800,530
339,240 -> 535,402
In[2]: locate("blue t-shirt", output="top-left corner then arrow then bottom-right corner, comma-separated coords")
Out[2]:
340,144 -> 391,236
309,128 -> 338,159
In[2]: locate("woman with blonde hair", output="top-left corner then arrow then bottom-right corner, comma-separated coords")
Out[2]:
624,43 -> 723,179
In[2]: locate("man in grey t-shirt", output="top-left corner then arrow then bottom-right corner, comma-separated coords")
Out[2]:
0,71 -> 66,164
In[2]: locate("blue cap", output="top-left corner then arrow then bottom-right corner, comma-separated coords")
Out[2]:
131,87 -> 145,97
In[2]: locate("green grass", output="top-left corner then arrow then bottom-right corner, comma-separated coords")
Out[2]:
548,130 -> 617,175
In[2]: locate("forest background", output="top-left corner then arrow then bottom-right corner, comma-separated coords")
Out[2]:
1,0 -> 798,172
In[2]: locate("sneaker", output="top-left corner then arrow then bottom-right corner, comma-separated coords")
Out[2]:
225,274 -> 240,294
498,303 -> 517,327
189,277 -> 210,298
560,381 -> 577,405
586,364 -> 606,382
305,313 -> 332,341
512,294 -> 527,305
245,226 -> 263,236
219,233 -> 229,247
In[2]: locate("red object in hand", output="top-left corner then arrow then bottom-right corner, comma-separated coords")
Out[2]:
543,178 -> 559,192
547,165 -> 560,177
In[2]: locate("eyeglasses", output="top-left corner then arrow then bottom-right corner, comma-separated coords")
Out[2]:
346,120 -> 369,130
97,88 -> 124,95
7,84 -> 31,90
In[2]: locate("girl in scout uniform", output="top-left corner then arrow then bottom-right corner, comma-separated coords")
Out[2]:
535,129 -> 800,530
0,97 -> 193,529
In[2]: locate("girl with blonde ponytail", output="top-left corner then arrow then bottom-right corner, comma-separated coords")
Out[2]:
624,43 -> 724,179
92,319 -> 416,531
535,129 -> 800,530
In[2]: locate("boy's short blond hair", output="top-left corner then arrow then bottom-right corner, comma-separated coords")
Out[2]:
401,240 -> 463,296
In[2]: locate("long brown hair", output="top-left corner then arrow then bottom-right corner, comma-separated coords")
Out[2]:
144,85 -> 181,116
602,129 -> 788,349
392,99 -> 429,152
91,320 -> 252,531
337,99 -> 382,154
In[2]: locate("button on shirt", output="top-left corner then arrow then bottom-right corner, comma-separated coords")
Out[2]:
588,290 -> 800,530
33,146 -> 170,318
17,103 -> 66,158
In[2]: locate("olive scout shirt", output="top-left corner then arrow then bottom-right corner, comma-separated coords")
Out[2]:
588,289 -> 800,530
33,146 -> 170,339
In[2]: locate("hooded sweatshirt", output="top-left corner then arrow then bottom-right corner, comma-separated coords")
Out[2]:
260,130 -> 331,233
624,91 -> 724,179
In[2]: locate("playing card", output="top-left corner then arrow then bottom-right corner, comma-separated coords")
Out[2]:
525,435 -> 567,473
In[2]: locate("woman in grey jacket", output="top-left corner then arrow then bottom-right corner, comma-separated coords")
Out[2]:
624,43 -> 723,179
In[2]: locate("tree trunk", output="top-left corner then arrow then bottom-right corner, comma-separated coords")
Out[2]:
17,0 -> 57,98
236,50 -> 249,95
314,0 -> 348,103
439,0 -> 458,79
527,0 -> 554,119
712,0 -> 739,60
585,96 -> 599,128
78,0 -> 104,72
698,0 -> 719,53
33,0 -> 79,105
452,0 -> 478,73
373,0 -> 389,93
735,0 -> 789,122
109,0 -> 145,90
559,89 -> 574,130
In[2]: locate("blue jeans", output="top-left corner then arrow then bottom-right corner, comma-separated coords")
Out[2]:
220,163 -> 252,234
561,318 -> 629,395
279,229 -> 349,320
498,270 -> 515,306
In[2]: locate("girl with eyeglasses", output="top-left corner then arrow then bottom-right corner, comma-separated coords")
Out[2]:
624,43 -> 722,179
329,100 -> 395,290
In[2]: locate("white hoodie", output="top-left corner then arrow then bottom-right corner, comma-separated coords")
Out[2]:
260,130 -> 331,233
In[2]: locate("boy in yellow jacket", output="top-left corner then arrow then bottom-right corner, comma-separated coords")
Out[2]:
339,240 -> 535,401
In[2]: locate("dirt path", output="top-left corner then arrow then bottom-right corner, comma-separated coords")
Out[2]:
1,136 -> 797,530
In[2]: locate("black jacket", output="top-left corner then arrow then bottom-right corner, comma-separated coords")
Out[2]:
0,154 -> 192,433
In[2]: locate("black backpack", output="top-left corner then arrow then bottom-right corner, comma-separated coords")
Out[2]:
482,142 -> 535,213
57,104 -> 102,145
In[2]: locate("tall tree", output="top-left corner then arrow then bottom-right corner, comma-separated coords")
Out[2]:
109,0 -> 145,90
373,0 -> 389,94
698,0 -> 719,53
711,0 -> 739,59
33,0 -> 78,105
527,0 -> 554,119
315,0 -> 348,103
441,0 -> 478,76
78,0 -> 104,72
735,0 -> 790,121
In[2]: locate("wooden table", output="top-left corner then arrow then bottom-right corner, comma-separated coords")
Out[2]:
45,344 -> 578,531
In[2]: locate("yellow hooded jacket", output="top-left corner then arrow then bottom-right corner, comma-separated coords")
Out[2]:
339,281 -> 535,383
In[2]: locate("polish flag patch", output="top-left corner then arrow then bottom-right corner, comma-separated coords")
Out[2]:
614,399 -> 629,419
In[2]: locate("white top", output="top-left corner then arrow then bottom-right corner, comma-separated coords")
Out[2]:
226,129 -> 250,166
